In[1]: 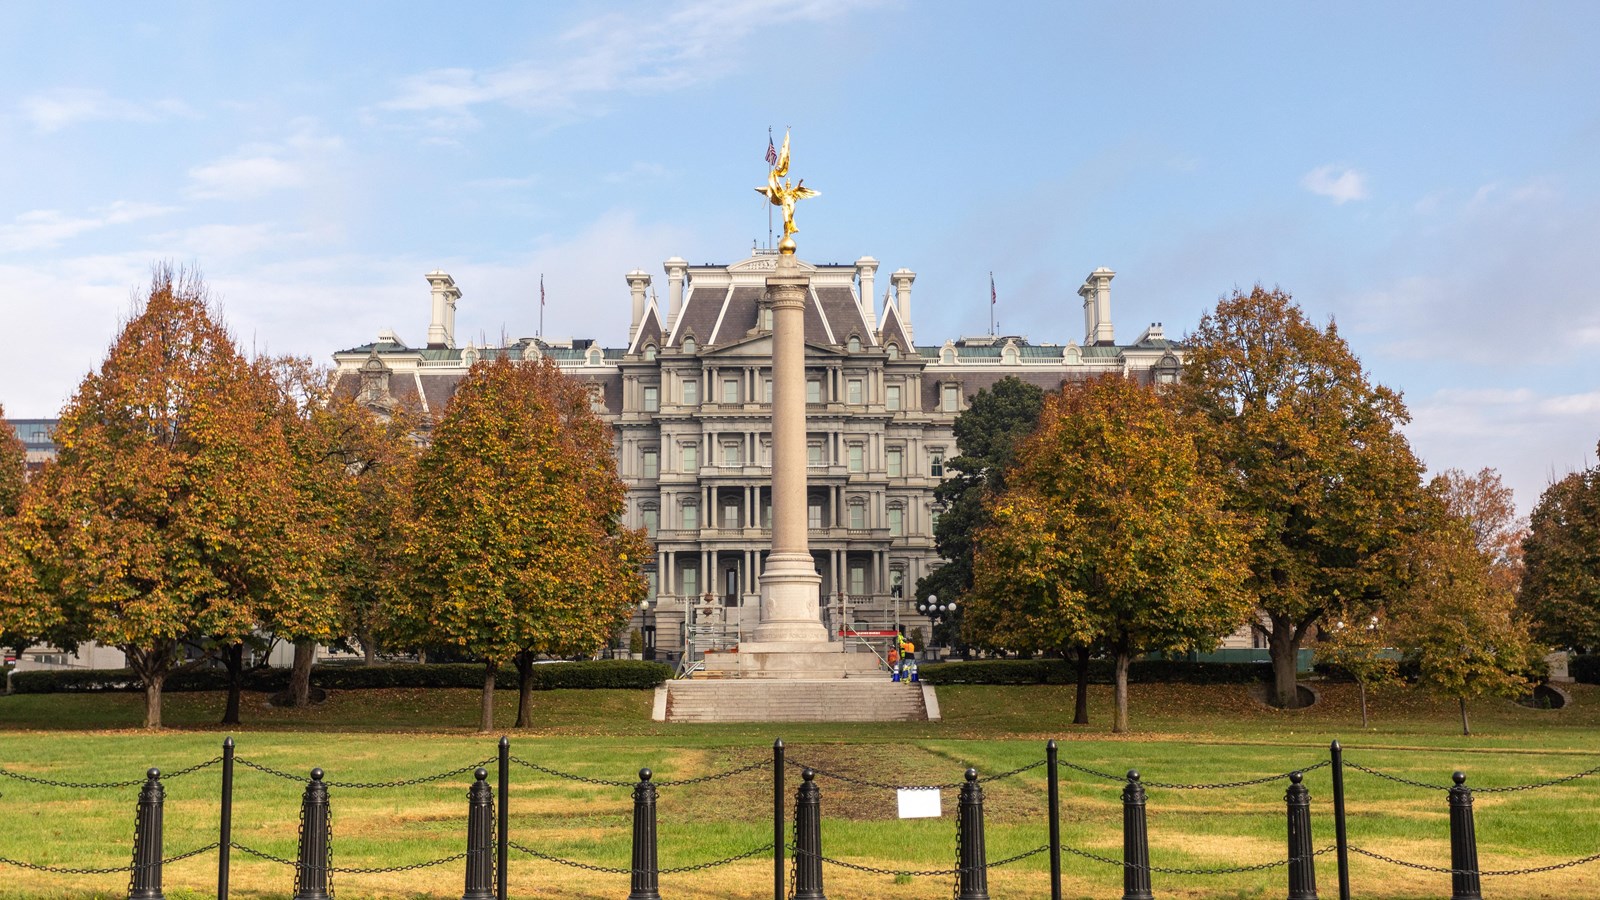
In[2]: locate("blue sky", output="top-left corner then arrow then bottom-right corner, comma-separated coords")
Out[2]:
1,1 -> 1596,512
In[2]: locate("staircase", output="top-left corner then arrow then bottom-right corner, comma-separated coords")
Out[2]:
658,679 -> 938,723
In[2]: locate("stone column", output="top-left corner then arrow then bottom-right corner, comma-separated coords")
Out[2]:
626,270 -> 650,344
754,250 -> 828,643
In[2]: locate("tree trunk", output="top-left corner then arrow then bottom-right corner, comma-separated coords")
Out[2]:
1459,697 -> 1471,736
126,643 -> 173,729
1266,616 -> 1302,709
1112,649 -> 1131,734
1072,645 -> 1091,726
480,661 -> 497,733
358,628 -> 378,666
144,671 -> 165,729
288,639 -> 315,707
514,652 -> 534,728
221,643 -> 244,726
1358,680 -> 1368,729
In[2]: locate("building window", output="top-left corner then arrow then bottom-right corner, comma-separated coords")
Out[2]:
886,343 -> 899,360
886,384 -> 901,411
683,380 -> 698,405
682,337 -> 697,354
683,445 -> 698,472
847,335 -> 861,352
849,502 -> 866,530
941,384 -> 959,412
808,443 -> 824,467
763,379 -> 773,403
723,443 -> 740,467
723,502 -> 740,528
930,451 -> 944,478
847,444 -> 864,473
682,503 -> 699,530
762,502 -> 772,528
888,507 -> 903,536
723,379 -> 739,404
849,565 -> 866,595
887,448 -> 903,478
808,500 -> 823,530
847,378 -> 863,405
643,345 -> 657,361
682,566 -> 698,598
890,568 -> 904,597
806,380 -> 822,404
761,307 -> 773,330
646,570 -> 658,600
642,449 -> 658,479
642,506 -> 658,537
930,508 -> 942,533
643,386 -> 659,412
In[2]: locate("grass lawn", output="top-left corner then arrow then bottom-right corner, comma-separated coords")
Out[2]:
1,680 -> 1597,899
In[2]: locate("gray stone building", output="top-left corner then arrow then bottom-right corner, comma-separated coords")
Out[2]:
333,248 -> 1182,663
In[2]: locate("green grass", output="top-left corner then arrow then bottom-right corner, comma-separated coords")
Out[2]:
1,680 -> 1597,898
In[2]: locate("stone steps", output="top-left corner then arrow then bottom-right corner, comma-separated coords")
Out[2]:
659,680 -> 937,723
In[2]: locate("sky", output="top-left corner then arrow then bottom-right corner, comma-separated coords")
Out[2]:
1,1 -> 1597,513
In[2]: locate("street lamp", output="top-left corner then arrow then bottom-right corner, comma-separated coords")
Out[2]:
916,595 -> 957,660
637,598 -> 656,661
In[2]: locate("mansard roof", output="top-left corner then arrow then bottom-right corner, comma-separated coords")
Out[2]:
629,301 -> 664,355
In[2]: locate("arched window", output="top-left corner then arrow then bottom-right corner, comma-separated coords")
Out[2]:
847,335 -> 862,352
682,336 -> 697,354
643,344 -> 657,361
885,343 -> 900,360
941,347 -> 956,365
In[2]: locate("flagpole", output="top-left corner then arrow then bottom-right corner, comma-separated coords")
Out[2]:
989,272 -> 996,337
539,274 -> 545,339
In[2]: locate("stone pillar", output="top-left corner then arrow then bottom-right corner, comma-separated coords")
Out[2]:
856,257 -> 879,334
426,270 -> 460,349
1086,267 -> 1115,345
754,250 -> 828,644
627,270 -> 651,344
665,257 -> 688,335
891,269 -> 915,343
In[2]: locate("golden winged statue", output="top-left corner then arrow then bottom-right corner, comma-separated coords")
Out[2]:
756,130 -> 819,250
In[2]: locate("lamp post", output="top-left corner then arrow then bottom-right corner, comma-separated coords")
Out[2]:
637,598 -> 656,662
916,595 -> 957,661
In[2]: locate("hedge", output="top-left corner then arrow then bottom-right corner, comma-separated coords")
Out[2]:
1571,654 -> 1600,685
9,660 -> 672,694
918,657 -> 1270,686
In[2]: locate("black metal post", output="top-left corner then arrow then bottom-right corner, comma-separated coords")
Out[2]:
627,768 -> 660,900
293,769 -> 331,900
1285,771 -> 1318,900
1330,741 -> 1350,900
773,738 -> 785,900
462,768 -> 495,900
1121,770 -> 1152,900
218,737 -> 234,900
957,768 -> 989,900
1448,772 -> 1483,900
1046,740 -> 1062,900
498,737 -> 509,900
792,768 -> 826,900
128,768 -> 165,900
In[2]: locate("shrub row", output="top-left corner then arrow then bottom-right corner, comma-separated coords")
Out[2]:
1571,654 -> 1600,685
9,660 -> 673,694
918,657 -> 1269,686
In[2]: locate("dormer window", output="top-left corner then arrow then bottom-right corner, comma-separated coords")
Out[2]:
885,343 -> 900,360
643,344 -> 657,361
847,335 -> 862,352
682,337 -> 697,354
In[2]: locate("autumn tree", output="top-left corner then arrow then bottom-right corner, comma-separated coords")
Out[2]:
1520,451 -> 1600,652
0,408 -> 24,517
0,409 -> 40,657
405,355 -> 649,731
1316,611 -> 1398,728
969,375 -> 1250,733
1175,286 -> 1425,708
1393,521 -> 1538,735
1431,467 -> 1525,595
27,267 -> 324,728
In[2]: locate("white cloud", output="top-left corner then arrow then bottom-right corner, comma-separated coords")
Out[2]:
381,0 -> 883,118
184,126 -> 344,201
1301,165 -> 1369,204
20,88 -> 192,133
0,201 -> 177,253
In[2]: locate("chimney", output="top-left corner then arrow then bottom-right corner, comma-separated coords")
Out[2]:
625,269 -> 651,343
426,270 -> 460,349
1081,267 -> 1115,345
664,257 -> 688,335
855,256 -> 879,335
891,268 -> 916,343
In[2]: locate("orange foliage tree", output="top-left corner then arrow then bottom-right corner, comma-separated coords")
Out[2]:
1430,467 -> 1525,595
969,375 -> 1251,733
1520,449 -> 1600,652
0,407 -> 24,516
404,355 -> 649,731
1175,286 -> 1425,708
25,268 -> 324,728
0,407 -> 39,657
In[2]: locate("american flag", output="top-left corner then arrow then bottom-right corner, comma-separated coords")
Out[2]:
990,272 -> 996,306
766,131 -> 778,167
540,274 -> 545,308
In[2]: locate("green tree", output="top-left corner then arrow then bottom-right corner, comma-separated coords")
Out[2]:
0,407 -> 25,517
0,408 -> 41,658
1520,450 -> 1600,652
405,355 -> 649,731
28,267 -> 323,727
1175,286 -> 1424,708
1316,611 -> 1398,728
1394,521 -> 1538,736
970,375 -> 1250,733
1430,467 -> 1525,596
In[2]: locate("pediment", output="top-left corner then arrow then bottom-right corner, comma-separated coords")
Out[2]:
700,333 -> 846,358
727,254 -> 819,274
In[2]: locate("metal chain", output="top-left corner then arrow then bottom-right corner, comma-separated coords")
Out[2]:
654,759 -> 768,787
1348,759 -> 1600,794
1349,845 -> 1600,876
506,840 -> 772,875
803,846 -> 1047,879
1343,762 -> 1453,791
950,789 -> 962,900
787,797 -> 798,900
228,841 -> 490,874
0,843 -> 220,875
0,757 -> 220,790
508,757 -> 635,787
793,758 -> 1046,791
1052,758 -> 1328,789
1059,843 -> 1335,875
234,757 -> 493,789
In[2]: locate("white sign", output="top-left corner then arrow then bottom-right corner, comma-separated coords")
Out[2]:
896,788 -> 942,819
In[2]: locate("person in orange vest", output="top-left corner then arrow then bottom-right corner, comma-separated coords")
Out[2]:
887,643 -> 900,681
897,633 -> 915,681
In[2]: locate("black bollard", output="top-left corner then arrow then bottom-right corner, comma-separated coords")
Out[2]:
462,768 -> 495,900
293,769 -> 332,900
498,737 -> 509,900
792,768 -> 826,900
627,768 -> 661,900
957,768 -> 989,900
1046,741 -> 1062,900
773,739 -> 785,900
1285,771 -> 1318,900
219,737 -> 234,900
1121,770 -> 1153,900
1329,741 -> 1349,900
1448,772 -> 1483,900
128,768 -> 165,900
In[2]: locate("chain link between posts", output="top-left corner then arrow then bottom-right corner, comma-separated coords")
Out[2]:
507,840 -> 774,874
234,757 -> 495,789
1347,759 -> 1600,793
1053,758 -> 1329,788
796,844 -> 1050,878
792,757 -> 1046,791
0,843 -> 220,875
1059,843 -> 1337,875
1350,845 -> 1600,876
0,757 -> 222,789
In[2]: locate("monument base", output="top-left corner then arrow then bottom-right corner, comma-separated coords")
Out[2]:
699,645 -> 885,679
751,552 -> 828,644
